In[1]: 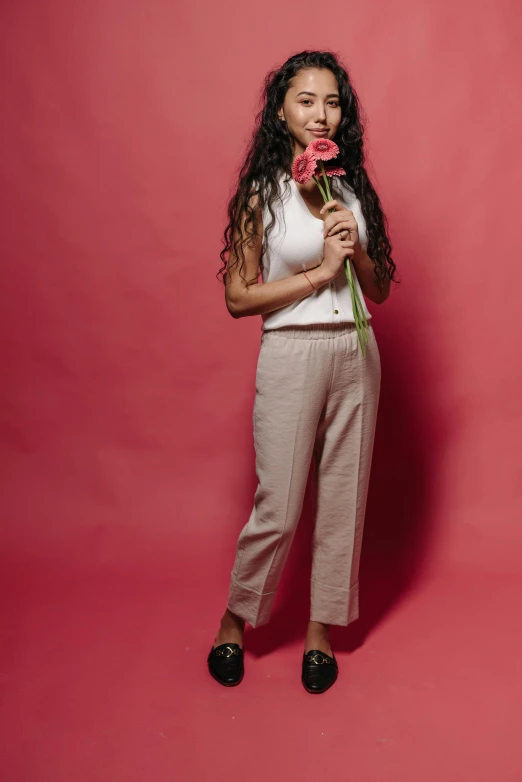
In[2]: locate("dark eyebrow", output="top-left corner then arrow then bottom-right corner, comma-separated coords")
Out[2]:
296,91 -> 340,99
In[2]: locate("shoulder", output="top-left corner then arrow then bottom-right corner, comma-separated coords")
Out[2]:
337,179 -> 364,220
253,170 -> 291,199
252,171 -> 292,224
336,177 -> 357,204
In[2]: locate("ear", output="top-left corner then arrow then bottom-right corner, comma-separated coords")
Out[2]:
277,107 -> 285,122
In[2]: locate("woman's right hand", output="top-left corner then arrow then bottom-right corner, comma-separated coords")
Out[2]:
320,231 -> 355,281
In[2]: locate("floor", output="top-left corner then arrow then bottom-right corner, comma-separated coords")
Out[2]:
1,564 -> 521,781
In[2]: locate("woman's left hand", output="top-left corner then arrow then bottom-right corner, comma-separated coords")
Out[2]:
320,199 -> 361,253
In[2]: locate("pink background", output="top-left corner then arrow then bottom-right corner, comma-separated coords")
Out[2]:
1,1 -> 521,780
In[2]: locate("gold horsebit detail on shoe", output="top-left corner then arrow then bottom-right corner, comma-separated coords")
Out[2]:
215,646 -> 240,657
306,652 -> 333,664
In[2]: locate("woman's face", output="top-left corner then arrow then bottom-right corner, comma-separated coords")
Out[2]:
277,67 -> 342,159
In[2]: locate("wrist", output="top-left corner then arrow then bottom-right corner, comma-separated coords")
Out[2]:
307,262 -> 331,288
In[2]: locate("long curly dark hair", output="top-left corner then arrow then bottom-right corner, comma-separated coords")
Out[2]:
216,50 -> 400,294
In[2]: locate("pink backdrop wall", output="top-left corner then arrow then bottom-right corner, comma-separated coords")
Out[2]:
1,1 -> 521,586
2,2 -> 522,780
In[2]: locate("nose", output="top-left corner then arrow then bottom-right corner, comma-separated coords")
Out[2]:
315,103 -> 327,122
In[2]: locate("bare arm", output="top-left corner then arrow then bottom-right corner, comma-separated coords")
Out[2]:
352,245 -> 391,304
228,264 -> 332,319
225,195 -> 334,319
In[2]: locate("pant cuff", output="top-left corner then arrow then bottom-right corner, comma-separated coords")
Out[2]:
227,573 -> 276,629
310,578 -> 359,626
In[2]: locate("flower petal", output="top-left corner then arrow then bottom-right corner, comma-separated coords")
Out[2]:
292,150 -> 317,184
307,139 -> 340,161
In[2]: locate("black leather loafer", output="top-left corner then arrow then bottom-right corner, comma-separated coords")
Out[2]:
301,649 -> 338,693
207,643 -> 244,687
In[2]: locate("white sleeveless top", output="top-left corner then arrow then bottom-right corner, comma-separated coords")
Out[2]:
260,171 -> 372,331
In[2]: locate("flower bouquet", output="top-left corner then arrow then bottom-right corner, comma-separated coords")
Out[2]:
291,139 -> 370,356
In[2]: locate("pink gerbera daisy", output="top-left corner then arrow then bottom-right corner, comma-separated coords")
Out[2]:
322,166 -> 346,177
307,138 -> 339,161
292,150 -> 317,184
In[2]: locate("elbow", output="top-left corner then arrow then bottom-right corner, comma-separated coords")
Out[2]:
226,284 -> 257,318
226,297 -> 245,319
227,289 -> 254,319
379,286 -> 391,304
372,279 -> 391,305
364,289 -> 384,305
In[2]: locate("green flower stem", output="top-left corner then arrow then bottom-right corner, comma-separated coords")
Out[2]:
345,258 -> 368,356
312,175 -> 328,202
319,160 -> 333,201
353,291 -> 369,352
314,172 -> 369,357
350,267 -> 368,333
353,297 -> 368,353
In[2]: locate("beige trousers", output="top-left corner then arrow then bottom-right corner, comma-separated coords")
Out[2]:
227,321 -> 382,628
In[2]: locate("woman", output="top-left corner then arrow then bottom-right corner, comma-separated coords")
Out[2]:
208,50 -> 398,693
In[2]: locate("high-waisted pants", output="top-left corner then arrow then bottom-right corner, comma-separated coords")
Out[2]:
227,320 -> 382,628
